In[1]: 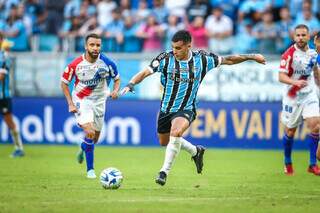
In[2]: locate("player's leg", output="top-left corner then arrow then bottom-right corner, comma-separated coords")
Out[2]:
80,122 -> 96,178
305,116 -> 320,175
156,116 -> 190,186
3,111 -> 24,157
282,127 -> 296,174
281,98 -> 301,175
302,97 -> 320,175
74,98 -> 97,178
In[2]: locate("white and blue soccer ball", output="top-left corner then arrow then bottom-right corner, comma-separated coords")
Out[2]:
100,167 -> 123,189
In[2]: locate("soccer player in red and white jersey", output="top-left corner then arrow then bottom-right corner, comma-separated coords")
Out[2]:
279,24 -> 320,176
61,33 -> 120,179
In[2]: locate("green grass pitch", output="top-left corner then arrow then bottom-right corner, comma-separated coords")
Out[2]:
0,145 -> 320,213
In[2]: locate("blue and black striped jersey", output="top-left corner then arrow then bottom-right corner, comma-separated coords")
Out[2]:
0,51 -> 11,99
148,50 -> 221,113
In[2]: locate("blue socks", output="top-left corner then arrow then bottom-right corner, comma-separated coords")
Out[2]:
81,137 -> 95,171
283,133 -> 294,165
308,133 -> 319,166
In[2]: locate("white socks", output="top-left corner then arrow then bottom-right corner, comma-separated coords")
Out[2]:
160,136 -> 182,174
180,137 -> 197,157
10,130 -> 23,150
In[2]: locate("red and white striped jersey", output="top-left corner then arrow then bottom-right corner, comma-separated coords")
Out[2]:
61,53 -> 119,100
279,44 -> 317,99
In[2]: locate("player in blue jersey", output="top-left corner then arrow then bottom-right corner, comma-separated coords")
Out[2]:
314,32 -> 320,161
0,32 -> 24,157
121,30 -> 266,186
61,33 -> 120,178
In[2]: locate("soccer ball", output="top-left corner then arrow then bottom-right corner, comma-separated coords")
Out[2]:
100,167 -> 123,189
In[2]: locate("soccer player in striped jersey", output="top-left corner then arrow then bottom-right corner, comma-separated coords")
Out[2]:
0,32 -> 24,157
121,30 -> 265,186
61,33 -> 120,179
279,25 -> 320,176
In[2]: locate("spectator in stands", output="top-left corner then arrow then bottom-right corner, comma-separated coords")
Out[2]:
152,0 -> 168,24
135,0 -> 151,23
64,0 -> 81,19
137,14 -> 163,52
119,0 -> 132,18
103,8 -> 124,52
44,0 -> 64,35
187,15 -> 208,49
293,0 -> 320,38
17,3 -> 32,36
276,7 -> 293,53
205,7 -> 233,54
238,0 -> 271,24
96,0 -> 116,28
187,0 -> 210,22
0,5 -> 29,51
252,10 -> 278,54
122,15 -> 142,52
233,19 -> 256,53
164,0 -> 191,18
209,0 -> 239,21
78,15 -> 102,37
161,14 -> 184,50
25,0 -> 47,34
269,0 -> 287,22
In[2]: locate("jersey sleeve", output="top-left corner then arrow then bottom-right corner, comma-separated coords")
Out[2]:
108,60 -> 119,80
199,50 -> 222,72
147,52 -> 168,73
61,64 -> 75,84
279,51 -> 292,74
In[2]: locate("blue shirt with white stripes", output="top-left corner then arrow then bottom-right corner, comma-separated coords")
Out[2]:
0,50 -> 11,99
148,50 -> 221,113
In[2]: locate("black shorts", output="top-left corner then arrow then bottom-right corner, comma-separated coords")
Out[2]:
0,98 -> 12,114
157,110 -> 196,134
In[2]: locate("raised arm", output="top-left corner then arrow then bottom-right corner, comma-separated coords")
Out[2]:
221,54 -> 266,65
120,68 -> 153,95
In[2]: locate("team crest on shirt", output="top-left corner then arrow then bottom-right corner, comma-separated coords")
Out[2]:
97,67 -> 109,78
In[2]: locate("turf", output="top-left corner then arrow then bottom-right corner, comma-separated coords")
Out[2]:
0,145 -> 320,213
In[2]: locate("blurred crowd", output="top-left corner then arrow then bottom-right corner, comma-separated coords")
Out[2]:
0,0 -> 319,54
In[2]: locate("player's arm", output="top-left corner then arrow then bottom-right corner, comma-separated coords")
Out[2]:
110,77 -> 120,100
120,68 -> 153,95
314,62 -> 320,87
60,81 -> 77,113
221,54 -> 266,65
0,66 -> 8,81
0,73 -> 5,81
278,72 -> 307,88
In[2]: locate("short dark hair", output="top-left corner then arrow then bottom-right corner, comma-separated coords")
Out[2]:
316,31 -> 320,39
294,24 -> 309,32
171,30 -> 192,44
85,33 -> 101,43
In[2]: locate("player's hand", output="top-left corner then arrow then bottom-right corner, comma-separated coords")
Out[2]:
120,83 -> 135,96
110,90 -> 119,100
292,80 -> 308,88
120,87 -> 130,96
253,54 -> 266,64
68,104 -> 78,113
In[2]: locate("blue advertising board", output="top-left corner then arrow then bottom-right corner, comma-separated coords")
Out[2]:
0,98 -> 310,149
